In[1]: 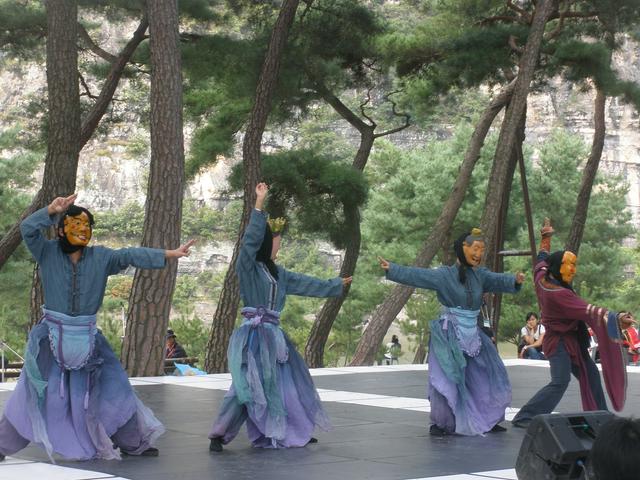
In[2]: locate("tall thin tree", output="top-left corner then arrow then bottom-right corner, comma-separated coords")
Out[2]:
204,0 -> 301,373
565,32 -> 614,254
122,0 -> 185,376
479,0 -> 557,264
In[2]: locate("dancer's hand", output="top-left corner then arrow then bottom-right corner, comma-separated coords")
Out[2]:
541,217 -> 554,237
378,256 -> 390,271
255,182 -> 269,210
47,194 -> 77,216
515,272 -> 525,284
166,239 -> 196,258
342,276 -> 353,287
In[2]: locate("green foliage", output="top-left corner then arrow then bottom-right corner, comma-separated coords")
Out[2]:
547,39 -> 640,108
97,311 -> 125,355
229,149 -> 368,248
0,0 -> 46,62
93,199 -> 242,242
0,259 -> 32,360
400,293 -> 440,354
181,198 -> 241,241
168,315 -> 209,362
182,0 -> 388,177
0,127 -> 40,359
93,202 -> 145,240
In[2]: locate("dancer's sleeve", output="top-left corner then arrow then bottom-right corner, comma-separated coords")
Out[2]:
236,209 -> 267,272
480,269 -> 521,294
560,292 -> 621,342
283,269 -> 343,298
20,207 -> 58,263
385,263 -> 443,291
104,246 -> 166,274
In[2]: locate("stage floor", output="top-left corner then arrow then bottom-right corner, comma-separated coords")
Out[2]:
2,359 -> 639,480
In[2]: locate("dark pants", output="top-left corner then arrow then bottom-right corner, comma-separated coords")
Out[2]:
512,340 -> 607,424
523,347 -> 546,360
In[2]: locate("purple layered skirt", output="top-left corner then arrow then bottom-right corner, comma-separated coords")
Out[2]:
428,309 -> 511,435
0,322 -> 164,461
210,308 -> 330,448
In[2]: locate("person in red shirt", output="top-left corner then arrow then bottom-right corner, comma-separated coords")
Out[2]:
619,313 -> 640,365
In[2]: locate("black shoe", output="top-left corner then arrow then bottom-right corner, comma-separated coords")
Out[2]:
209,437 -> 223,452
0,453 -> 4,461
489,424 -> 507,433
121,447 -> 159,457
511,419 -> 531,429
429,424 -> 447,436
307,437 -> 318,445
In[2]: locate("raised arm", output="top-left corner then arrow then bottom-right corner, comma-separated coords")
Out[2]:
380,257 -> 444,291
535,217 -> 554,281
237,183 -> 269,272
20,194 -> 77,262
283,268 -> 344,298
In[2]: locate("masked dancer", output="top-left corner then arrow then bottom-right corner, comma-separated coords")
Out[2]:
379,229 -> 524,436
209,183 -> 352,452
0,194 -> 194,461
511,219 -> 627,428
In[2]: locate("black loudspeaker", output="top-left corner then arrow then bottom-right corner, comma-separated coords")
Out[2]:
515,411 -> 614,480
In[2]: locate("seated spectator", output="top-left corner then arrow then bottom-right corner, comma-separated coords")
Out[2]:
519,312 -> 546,360
590,416 -> 640,480
165,329 -> 187,359
619,312 -> 640,365
384,335 -> 402,365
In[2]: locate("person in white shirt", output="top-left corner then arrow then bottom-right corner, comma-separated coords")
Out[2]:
519,312 -> 546,360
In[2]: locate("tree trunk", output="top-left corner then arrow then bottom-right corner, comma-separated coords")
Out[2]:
204,0 -> 301,373
0,17 -> 148,272
565,87 -> 607,254
349,81 -> 515,366
479,0 -> 557,255
413,343 -> 426,364
487,110 -> 526,339
122,0 -> 184,376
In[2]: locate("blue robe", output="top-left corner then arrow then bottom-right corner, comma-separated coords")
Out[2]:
210,209 -> 342,448
387,262 -> 520,435
0,207 -> 166,461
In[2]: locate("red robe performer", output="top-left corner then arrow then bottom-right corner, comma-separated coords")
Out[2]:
512,219 -> 628,427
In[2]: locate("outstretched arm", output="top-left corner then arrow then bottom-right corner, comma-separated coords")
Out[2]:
283,268 -> 346,298
20,194 -> 77,262
379,256 -> 443,291
106,239 -> 195,275
481,269 -> 524,294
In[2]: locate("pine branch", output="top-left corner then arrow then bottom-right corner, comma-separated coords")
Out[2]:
78,72 -> 98,99
374,90 -> 410,138
507,0 -> 532,23
78,23 -> 117,63
359,87 -> 376,126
